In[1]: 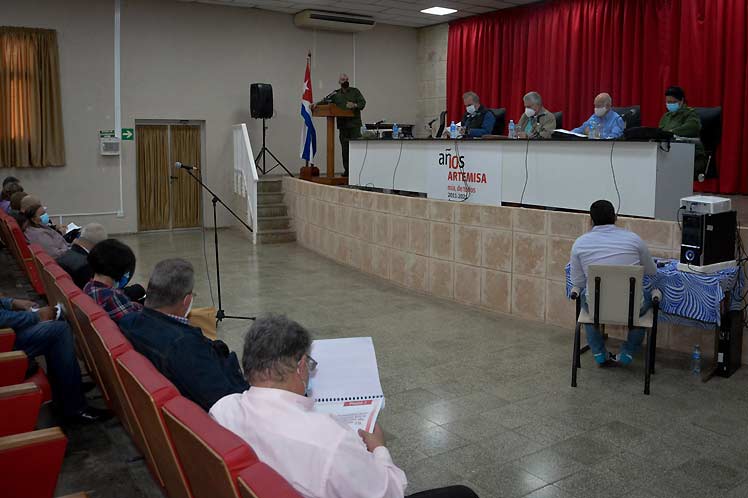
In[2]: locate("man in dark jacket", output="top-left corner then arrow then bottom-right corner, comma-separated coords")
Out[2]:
118,258 -> 248,411
56,223 -> 107,288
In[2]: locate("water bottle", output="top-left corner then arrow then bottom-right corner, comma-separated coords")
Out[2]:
360,124 -> 367,136
392,123 -> 399,139
508,120 -> 516,139
449,121 -> 457,139
588,121 -> 597,139
691,344 -> 702,377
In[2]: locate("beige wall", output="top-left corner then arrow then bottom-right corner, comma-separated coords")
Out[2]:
415,23 -> 448,138
283,177 -> 748,365
2,0 -> 418,232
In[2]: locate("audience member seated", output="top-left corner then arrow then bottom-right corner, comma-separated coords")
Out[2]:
119,258 -> 248,411
569,200 -> 657,367
210,314 -> 479,498
8,191 -> 28,224
0,293 -> 110,423
571,93 -> 624,139
1,181 -> 23,213
84,239 -> 145,321
659,85 -> 706,179
20,195 -> 70,258
516,91 -> 556,139
57,223 -> 108,289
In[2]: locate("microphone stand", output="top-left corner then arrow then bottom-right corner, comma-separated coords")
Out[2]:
181,167 -> 255,323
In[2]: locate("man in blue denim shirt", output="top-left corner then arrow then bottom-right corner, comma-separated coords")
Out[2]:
119,258 -> 248,411
0,295 -> 110,422
572,93 -> 625,139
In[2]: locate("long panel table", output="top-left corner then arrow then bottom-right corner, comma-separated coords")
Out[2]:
349,138 -> 694,220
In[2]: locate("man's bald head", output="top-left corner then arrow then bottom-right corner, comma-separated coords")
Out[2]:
594,93 -> 612,108
339,73 -> 349,86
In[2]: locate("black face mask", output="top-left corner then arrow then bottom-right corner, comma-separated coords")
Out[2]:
340,81 -> 350,89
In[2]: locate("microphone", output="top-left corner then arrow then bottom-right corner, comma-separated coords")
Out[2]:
427,118 -> 438,126
175,161 -> 198,170
320,89 -> 339,103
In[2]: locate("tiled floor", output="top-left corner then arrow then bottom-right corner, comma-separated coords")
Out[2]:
56,230 -> 748,497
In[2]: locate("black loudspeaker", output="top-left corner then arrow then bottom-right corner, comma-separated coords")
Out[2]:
250,83 -> 273,119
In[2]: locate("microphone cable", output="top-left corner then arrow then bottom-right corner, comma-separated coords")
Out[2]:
452,138 -> 471,203
609,141 -> 621,214
356,138 -> 369,187
390,139 -> 404,190
519,138 -> 530,205
197,168 -> 216,308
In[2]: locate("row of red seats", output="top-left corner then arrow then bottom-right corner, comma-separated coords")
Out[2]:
0,209 -> 301,498
0,212 -> 90,498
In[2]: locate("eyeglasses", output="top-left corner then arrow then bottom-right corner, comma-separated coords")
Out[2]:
302,354 -> 318,372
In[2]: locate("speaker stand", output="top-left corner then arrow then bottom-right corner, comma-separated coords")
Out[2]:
254,119 -> 294,177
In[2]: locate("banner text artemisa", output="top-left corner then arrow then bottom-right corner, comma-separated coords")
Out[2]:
438,148 -> 488,201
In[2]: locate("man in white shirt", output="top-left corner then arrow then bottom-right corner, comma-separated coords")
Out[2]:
210,314 -> 479,498
569,200 -> 657,367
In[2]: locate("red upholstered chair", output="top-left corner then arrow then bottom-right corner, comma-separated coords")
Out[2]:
117,350 -> 192,498
70,293 -> 108,396
40,261 -> 73,306
0,427 -> 67,498
84,316 -> 146,451
162,396 -> 258,498
0,328 -> 15,352
6,217 -> 45,295
237,462 -> 302,498
0,383 -> 43,437
47,274 -> 94,376
0,351 -> 27,386
29,243 -> 54,285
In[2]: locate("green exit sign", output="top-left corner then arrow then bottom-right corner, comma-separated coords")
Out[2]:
121,128 -> 134,140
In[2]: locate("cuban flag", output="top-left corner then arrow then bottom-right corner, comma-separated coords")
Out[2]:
300,57 -> 317,164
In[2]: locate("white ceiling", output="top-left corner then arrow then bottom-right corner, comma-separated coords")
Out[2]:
179,0 -> 544,27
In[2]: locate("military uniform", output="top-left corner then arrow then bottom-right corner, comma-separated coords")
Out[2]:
326,86 -> 366,176
659,105 -> 706,179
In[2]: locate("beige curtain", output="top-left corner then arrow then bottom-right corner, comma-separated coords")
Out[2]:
0,26 -> 65,168
137,126 -> 170,231
170,125 -> 201,228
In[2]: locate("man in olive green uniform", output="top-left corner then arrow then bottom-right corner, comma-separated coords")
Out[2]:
321,73 -> 366,177
659,86 -> 706,180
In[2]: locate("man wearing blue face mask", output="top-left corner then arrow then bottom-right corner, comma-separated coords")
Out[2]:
84,239 -> 144,322
659,86 -> 706,179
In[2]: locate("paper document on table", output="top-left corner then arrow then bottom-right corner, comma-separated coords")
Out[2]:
308,337 -> 384,432
553,129 -> 587,138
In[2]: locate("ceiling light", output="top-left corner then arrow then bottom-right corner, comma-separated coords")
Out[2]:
420,7 -> 458,16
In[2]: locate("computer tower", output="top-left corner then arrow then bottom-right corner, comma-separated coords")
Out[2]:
717,310 -> 743,377
680,210 -> 737,266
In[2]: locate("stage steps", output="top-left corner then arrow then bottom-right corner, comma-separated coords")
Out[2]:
256,177 -> 295,244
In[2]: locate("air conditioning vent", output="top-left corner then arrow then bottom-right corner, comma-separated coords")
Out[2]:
294,9 -> 376,33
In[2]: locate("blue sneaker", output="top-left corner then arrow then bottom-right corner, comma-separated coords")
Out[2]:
617,353 -> 633,366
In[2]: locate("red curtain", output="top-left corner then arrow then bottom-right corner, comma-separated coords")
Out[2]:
447,0 -> 748,194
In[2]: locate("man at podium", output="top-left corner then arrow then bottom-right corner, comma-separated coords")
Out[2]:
316,73 -> 366,177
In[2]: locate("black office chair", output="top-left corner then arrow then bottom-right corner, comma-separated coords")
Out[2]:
694,107 -> 722,180
611,105 -> 641,129
553,111 -> 563,129
488,108 -> 506,135
435,110 -> 448,138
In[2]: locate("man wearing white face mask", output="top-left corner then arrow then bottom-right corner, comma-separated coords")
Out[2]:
516,91 -> 556,139
572,93 -> 624,139
452,91 -> 495,138
119,258 -> 249,411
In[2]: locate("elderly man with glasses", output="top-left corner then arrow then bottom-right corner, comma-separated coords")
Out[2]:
119,258 -> 248,411
210,313 -> 480,498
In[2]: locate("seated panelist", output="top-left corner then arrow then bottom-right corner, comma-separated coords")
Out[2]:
442,91 -> 495,139
572,93 -> 624,139
659,85 -> 706,179
516,91 -> 556,139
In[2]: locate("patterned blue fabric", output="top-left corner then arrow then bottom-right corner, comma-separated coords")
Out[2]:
565,260 -> 743,326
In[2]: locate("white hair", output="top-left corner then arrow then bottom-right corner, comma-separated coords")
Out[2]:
462,91 -> 480,104
80,223 -> 107,245
523,91 -> 542,106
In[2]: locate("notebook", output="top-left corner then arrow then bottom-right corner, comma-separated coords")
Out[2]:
308,337 -> 384,433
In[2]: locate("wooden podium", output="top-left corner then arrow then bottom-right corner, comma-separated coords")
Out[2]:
311,104 -> 354,185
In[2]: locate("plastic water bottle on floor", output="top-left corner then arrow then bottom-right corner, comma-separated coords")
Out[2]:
508,119 -> 516,138
449,121 -> 457,139
691,344 -> 702,378
392,123 -> 399,139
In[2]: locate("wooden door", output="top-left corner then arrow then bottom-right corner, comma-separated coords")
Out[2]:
170,125 -> 201,228
136,123 -> 201,231
136,125 -> 170,231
